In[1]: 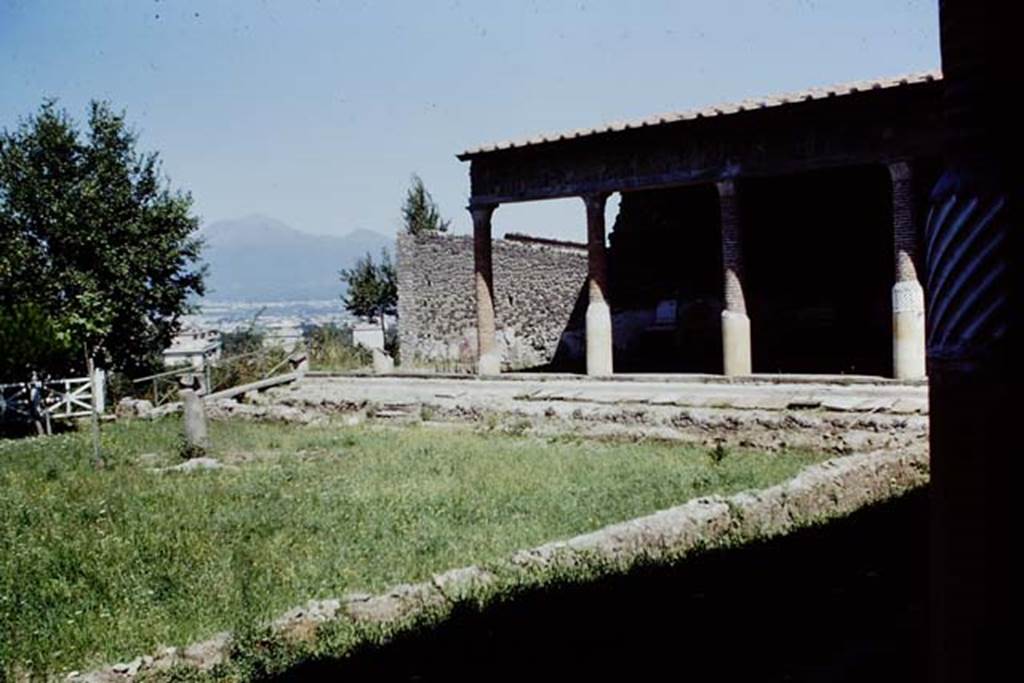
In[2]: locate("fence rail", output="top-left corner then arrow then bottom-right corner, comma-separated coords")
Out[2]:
0,372 -> 105,429
132,348 -> 307,406
1,349 -> 307,429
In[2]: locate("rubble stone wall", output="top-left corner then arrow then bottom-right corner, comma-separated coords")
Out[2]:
396,233 -> 588,370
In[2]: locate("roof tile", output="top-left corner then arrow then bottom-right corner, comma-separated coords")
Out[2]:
459,70 -> 941,158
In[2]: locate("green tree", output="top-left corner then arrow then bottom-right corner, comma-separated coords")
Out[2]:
340,249 -> 397,340
0,303 -> 75,380
0,100 -> 205,379
401,173 -> 450,235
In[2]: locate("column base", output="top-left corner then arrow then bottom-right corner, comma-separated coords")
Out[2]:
893,281 -> 926,380
477,352 -> 501,376
585,300 -> 613,376
721,310 -> 752,376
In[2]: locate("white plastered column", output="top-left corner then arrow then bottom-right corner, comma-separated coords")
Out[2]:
888,161 -> 926,380
583,193 -> 613,376
716,179 -> 752,376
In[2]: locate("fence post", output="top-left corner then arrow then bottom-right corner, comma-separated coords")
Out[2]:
85,355 -> 103,468
92,367 -> 106,414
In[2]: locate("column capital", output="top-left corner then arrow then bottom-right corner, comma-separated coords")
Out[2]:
716,177 -> 738,197
581,192 -> 610,213
887,159 -> 913,182
467,203 -> 497,224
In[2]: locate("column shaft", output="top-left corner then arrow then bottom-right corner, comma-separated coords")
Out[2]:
584,193 -> 613,376
471,204 -> 500,375
717,179 -> 752,375
888,161 -> 926,379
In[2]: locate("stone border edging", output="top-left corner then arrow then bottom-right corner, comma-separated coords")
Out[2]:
305,370 -> 928,387
73,448 -> 928,682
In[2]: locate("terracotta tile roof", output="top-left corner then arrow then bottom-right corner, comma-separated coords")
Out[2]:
458,70 -> 941,159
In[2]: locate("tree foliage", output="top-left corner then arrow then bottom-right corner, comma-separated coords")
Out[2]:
0,100 -> 205,379
401,174 -> 450,235
0,303 -> 76,380
339,249 -> 397,332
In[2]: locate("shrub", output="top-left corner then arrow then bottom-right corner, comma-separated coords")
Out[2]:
221,328 -> 265,357
305,324 -> 372,371
210,347 -> 287,391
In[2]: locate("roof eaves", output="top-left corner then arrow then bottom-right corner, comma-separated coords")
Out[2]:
457,70 -> 941,160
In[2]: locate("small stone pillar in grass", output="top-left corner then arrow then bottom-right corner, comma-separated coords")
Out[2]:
372,348 -> 395,374
179,374 -> 209,456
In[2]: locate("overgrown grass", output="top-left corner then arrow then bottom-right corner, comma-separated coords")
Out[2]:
305,325 -> 372,372
0,418 -> 828,678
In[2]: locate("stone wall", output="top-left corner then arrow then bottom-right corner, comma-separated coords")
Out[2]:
396,232 -> 588,370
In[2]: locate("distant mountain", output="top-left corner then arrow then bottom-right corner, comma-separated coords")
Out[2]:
198,215 -> 391,301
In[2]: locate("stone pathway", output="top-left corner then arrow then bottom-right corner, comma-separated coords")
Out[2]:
257,374 -> 929,456
284,374 -> 928,416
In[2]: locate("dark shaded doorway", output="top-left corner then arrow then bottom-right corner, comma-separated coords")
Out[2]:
607,185 -> 723,373
743,166 -> 894,376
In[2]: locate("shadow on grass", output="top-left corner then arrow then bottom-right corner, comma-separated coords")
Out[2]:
273,488 -> 928,682
0,420 -> 78,439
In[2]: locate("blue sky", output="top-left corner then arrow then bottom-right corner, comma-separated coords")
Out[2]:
0,1 -> 939,241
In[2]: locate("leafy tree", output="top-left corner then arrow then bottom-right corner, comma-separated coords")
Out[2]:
401,173 -> 450,235
0,303 -> 76,380
0,100 -> 205,379
340,249 -> 397,340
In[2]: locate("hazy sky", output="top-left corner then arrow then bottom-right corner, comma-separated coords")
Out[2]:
0,1 -> 940,241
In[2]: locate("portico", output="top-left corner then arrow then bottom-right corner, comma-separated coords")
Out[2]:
458,72 -> 942,379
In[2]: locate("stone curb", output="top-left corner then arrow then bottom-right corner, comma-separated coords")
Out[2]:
70,448 -> 928,682
306,370 -> 928,387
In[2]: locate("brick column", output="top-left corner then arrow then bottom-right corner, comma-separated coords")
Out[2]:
470,204 -> 500,375
583,193 -> 613,376
888,161 -> 926,379
716,179 -> 752,375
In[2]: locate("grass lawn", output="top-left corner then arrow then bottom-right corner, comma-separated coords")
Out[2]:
1,417 -> 830,677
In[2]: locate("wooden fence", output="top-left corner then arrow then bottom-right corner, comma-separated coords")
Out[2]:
133,348 -> 307,406
0,371 -> 105,430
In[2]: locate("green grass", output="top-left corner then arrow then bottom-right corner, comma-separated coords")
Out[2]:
305,331 -> 372,372
0,418 -> 829,678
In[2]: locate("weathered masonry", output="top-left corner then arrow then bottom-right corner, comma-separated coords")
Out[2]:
458,72 -> 943,379
397,232 -> 588,371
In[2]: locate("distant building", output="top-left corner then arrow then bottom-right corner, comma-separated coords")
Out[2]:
262,320 -> 304,352
352,322 -> 385,352
163,327 -> 221,368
